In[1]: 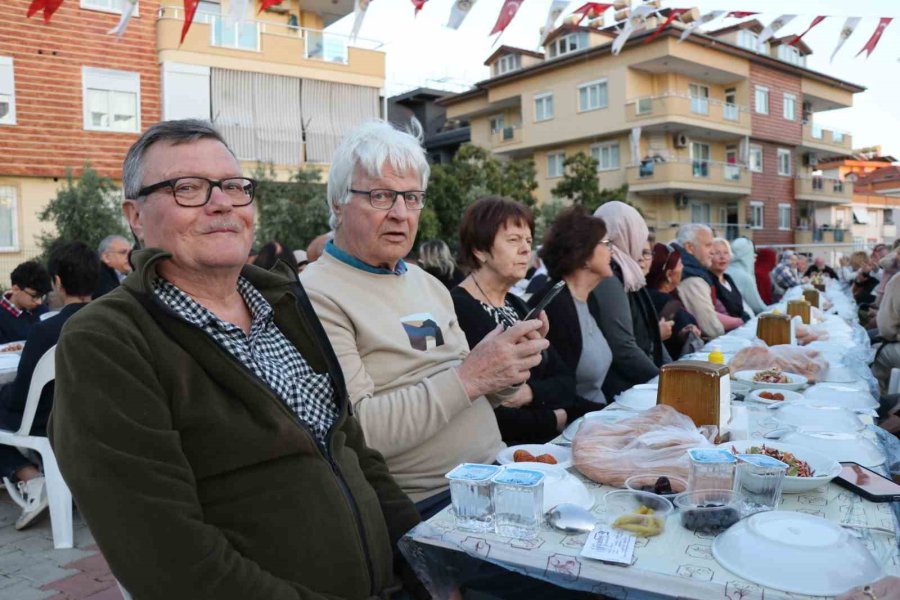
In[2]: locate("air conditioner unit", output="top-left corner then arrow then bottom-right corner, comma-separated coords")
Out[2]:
804,152 -> 818,167
673,133 -> 688,148
674,192 -> 689,210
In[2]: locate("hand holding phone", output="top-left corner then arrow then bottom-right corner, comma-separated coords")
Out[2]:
525,280 -> 565,321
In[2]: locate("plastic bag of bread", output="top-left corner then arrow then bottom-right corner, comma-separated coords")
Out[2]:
728,344 -> 827,383
571,405 -> 716,487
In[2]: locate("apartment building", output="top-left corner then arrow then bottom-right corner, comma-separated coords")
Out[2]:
441,18 -> 864,246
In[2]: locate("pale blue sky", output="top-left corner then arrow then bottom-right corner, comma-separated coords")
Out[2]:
330,0 -> 900,157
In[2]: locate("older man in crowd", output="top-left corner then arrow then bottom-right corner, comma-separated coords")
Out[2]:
50,120 -> 422,600
301,121 -> 548,519
673,223 -> 723,340
93,234 -> 132,298
773,250 -> 803,296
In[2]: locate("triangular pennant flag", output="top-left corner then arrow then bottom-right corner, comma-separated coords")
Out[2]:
757,15 -> 796,52
490,0 -> 523,36
411,0 -> 427,15
225,0 -> 249,26
351,0 -> 372,41
446,0 -> 475,29
541,0 -> 569,43
180,0 -> 200,44
643,8 -> 688,45
26,0 -> 47,19
727,11 -> 757,19
41,0 -> 64,22
789,16 -> 826,47
679,10 -> 725,42
611,3 -> 656,55
572,2 -> 610,26
831,16 -> 861,61
107,0 -> 137,38
258,0 -> 285,14
856,17 -> 893,58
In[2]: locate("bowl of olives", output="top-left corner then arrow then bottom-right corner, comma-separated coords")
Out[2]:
624,474 -> 687,500
674,489 -> 741,534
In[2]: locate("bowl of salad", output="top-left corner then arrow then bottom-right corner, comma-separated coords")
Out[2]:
721,440 -> 841,493
734,368 -> 807,391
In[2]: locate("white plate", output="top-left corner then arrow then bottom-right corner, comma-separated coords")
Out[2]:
802,383 -> 878,410
713,511 -> 882,596
773,404 -> 865,434
0,353 -> 21,367
614,388 -> 657,411
518,462 -> 595,512
0,340 -> 24,354
496,444 -> 572,469
780,431 -> 885,468
720,440 -> 842,493
734,370 -> 807,391
745,388 -> 803,405
562,410 -> 631,441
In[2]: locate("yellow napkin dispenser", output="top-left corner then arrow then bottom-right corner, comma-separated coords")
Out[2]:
657,361 -> 732,438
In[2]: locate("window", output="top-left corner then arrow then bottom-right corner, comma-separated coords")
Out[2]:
534,93 -> 554,122
547,32 -> 587,58
636,97 -> 652,114
496,54 -> 521,75
691,202 -> 711,225
0,186 -> 18,250
812,123 -> 823,139
547,151 -> 565,178
578,79 -> 608,112
0,56 -> 14,125
778,203 -> 792,230
750,201 -> 764,229
755,86 -> 769,115
738,29 -> 768,53
749,144 -> 763,172
885,210 -> 895,226
783,93 -> 796,121
777,44 -> 806,66
82,67 -> 140,132
80,0 -> 138,14
691,142 -> 710,177
725,145 -> 740,181
591,142 -> 620,171
688,83 -> 709,115
724,87 -> 738,121
777,148 -> 792,176
489,115 -> 505,134
833,131 -> 845,143
197,1 -> 259,51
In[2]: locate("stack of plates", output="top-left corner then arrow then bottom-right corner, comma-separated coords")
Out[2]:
802,383 -> 878,410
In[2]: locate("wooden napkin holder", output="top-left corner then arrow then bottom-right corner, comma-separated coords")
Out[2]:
657,361 -> 732,440
757,313 -> 792,346
786,299 -> 812,324
802,289 -> 820,309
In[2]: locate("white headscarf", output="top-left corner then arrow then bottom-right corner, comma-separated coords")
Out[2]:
593,201 -> 648,292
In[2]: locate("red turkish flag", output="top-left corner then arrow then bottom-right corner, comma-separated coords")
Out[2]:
490,0 -> 522,36
180,0 -> 200,44
789,16 -> 826,46
643,8 -> 688,44
26,0 -> 65,23
258,0 -> 285,14
571,2 -> 611,26
411,0 -> 427,15
856,17 -> 893,58
26,0 -> 46,19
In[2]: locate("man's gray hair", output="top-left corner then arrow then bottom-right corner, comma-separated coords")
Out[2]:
781,250 -> 795,261
676,223 -> 712,246
327,120 -> 430,230
122,119 -> 234,200
98,235 -> 129,255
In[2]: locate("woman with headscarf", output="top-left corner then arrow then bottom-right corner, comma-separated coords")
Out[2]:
591,201 -> 663,399
727,237 -> 767,315
755,247 -> 777,305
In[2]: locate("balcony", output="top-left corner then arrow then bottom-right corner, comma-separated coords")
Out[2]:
156,5 -> 385,81
800,123 -> 853,155
626,159 -> 752,197
795,176 -> 853,204
489,125 -> 523,147
625,94 -> 751,135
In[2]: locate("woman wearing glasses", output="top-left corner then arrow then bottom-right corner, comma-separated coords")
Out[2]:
531,206 -> 614,406
451,197 -> 594,444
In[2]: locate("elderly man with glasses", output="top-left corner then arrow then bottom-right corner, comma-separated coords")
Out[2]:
49,120 -> 424,600
300,121 -> 548,519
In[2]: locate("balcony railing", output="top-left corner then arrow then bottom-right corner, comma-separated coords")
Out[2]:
626,159 -> 751,193
801,123 -> 852,152
489,124 -> 523,146
795,176 -> 853,203
626,94 -> 751,129
157,5 -> 383,64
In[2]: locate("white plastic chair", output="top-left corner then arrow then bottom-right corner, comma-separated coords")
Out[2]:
117,581 -> 132,600
0,344 -> 72,549
889,368 -> 900,395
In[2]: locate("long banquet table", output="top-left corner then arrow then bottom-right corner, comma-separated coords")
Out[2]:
401,282 -> 900,599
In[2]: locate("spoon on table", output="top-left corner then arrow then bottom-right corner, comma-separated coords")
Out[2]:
546,503 -> 597,534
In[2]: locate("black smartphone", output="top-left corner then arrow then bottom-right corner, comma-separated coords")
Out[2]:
835,462 -> 900,502
525,280 -> 566,321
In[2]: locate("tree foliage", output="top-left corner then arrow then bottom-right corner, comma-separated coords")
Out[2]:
550,152 -> 629,213
37,164 -> 128,256
424,145 -> 538,248
253,163 -> 331,252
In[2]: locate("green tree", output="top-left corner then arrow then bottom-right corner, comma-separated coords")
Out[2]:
253,163 -> 331,252
550,152 -> 630,213
37,164 -> 128,256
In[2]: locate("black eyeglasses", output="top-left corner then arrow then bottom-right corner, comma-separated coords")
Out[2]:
21,289 -> 44,301
350,189 -> 426,211
137,177 -> 257,207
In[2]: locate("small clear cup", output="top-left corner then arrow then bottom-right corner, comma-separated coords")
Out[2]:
491,467 -> 544,539
733,454 -> 789,516
445,463 -> 501,532
687,448 -> 737,491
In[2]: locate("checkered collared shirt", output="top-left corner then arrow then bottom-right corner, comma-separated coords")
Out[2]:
0,293 -> 22,318
153,276 -> 339,446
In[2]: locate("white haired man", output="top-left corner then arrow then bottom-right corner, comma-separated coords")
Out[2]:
673,223 -> 723,339
93,234 -> 132,298
772,250 -> 802,297
50,120 -> 424,599
300,120 -> 548,519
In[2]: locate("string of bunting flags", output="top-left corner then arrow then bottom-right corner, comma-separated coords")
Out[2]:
22,0 -> 896,60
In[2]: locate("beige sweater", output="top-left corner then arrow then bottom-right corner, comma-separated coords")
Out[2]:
678,277 -> 725,339
878,272 -> 900,341
301,252 -> 505,501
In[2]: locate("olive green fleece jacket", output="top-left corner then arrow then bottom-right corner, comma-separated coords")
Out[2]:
48,248 -> 421,600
